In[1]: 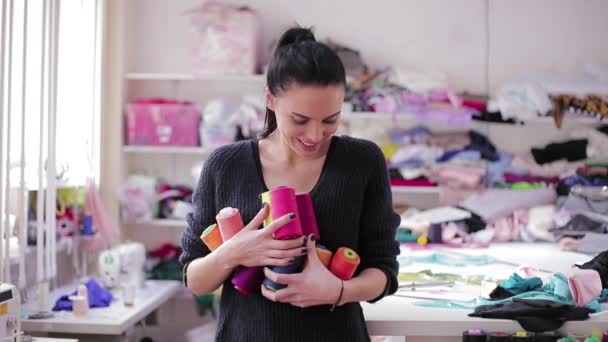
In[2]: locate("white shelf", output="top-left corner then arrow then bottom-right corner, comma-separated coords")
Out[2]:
126,219 -> 187,228
391,185 -> 440,194
124,72 -> 266,82
344,111 -> 602,126
123,145 -> 215,156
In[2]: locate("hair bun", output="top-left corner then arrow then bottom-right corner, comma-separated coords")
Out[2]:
277,27 -> 316,48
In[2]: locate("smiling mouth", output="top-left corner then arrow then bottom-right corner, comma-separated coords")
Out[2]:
297,139 -> 319,151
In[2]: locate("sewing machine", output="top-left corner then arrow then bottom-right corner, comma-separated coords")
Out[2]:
98,242 -> 146,289
0,283 -> 22,342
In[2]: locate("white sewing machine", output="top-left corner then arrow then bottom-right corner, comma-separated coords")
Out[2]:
0,283 -> 22,342
98,242 -> 146,289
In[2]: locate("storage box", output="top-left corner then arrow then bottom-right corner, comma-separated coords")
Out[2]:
125,100 -> 201,146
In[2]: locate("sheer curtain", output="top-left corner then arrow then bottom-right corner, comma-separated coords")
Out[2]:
0,0 -> 102,287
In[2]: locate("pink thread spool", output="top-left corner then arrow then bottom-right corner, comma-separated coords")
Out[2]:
232,266 -> 265,295
296,193 -> 320,240
216,207 -> 244,241
269,186 -> 302,240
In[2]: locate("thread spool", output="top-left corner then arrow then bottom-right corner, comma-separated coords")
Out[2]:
316,244 -> 333,268
232,266 -> 265,295
428,223 -> 443,244
535,332 -> 564,342
512,331 -> 533,341
296,193 -> 320,240
269,186 -> 302,240
70,296 -> 88,317
559,337 -> 577,342
216,207 -> 244,241
487,332 -> 510,341
603,331 -> 608,342
263,255 -> 306,291
462,329 -> 486,342
585,337 -> 601,342
330,247 -> 361,280
260,191 -> 272,227
82,215 -> 94,235
201,224 -> 223,251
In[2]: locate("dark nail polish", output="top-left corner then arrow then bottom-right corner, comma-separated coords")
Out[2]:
289,213 -> 296,219
303,236 -> 308,245
310,234 -> 316,242
288,258 -> 296,265
301,248 -> 308,254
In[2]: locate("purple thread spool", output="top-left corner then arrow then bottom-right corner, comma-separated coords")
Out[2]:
296,193 -> 320,240
269,186 -> 302,240
602,331 -> 608,342
232,266 -> 265,296
462,329 -> 486,342
263,255 -> 305,291
428,223 -> 443,244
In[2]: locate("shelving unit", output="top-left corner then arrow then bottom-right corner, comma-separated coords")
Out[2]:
126,219 -> 187,228
123,145 -> 214,156
125,72 -> 266,82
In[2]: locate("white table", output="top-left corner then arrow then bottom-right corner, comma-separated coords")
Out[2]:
32,338 -> 79,342
22,280 -> 181,340
362,243 -> 608,341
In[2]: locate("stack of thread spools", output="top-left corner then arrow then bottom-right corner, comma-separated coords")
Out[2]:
462,329 -> 608,342
200,185 -> 362,295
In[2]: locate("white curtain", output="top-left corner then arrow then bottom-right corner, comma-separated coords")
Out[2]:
0,0 -> 102,287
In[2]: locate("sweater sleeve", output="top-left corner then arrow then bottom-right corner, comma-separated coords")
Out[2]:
179,150 -> 220,286
358,142 -> 401,303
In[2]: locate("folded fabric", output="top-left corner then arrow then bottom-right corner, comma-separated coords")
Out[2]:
511,153 -> 584,178
503,173 -> 560,185
489,273 -> 543,300
486,209 -> 529,242
432,164 -> 486,189
553,214 -> 608,240
576,250 -> 608,288
390,178 -> 435,187
460,188 -> 557,222
467,130 -> 499,162
469,298 -> 592,332
565,268 -> 603,307
52,278 -> 113,311
531,139 -> 588,165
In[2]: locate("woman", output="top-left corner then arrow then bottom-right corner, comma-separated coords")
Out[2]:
180,26 -> 400,342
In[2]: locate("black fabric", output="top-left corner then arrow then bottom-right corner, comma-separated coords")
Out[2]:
472,110 -> 518,124
179,136 -> 401,342
598,124 -> 608,136
576,250 -> 608,288
469,298 -> 592,333
456,207 -> 486,233
466,130 -> 499,162
531,139 -> 588,165
489,286 -> 515,300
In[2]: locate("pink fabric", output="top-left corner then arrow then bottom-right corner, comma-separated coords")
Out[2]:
441,222 -> 471,245
487,209 -> 529,242
565,268 -> 603,307
82,181 -> 121,252
390,178 -> 436,187
432,164 -> 486,189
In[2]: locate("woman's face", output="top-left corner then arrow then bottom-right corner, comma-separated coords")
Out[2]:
266,83 -> 345,159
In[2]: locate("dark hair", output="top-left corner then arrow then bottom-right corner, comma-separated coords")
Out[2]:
260,26 -> 346,139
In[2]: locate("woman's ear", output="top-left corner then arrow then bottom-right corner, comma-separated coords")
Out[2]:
265,88 -> 277,112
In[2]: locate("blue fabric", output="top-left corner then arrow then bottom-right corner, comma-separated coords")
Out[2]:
415,272 -> 606,313
52,278 -> 113,311
436,149 -> 463,163
499,273 -> 543,295
436,150 -> 481,163
486,151 -> 513,186
398,253 -> 495,267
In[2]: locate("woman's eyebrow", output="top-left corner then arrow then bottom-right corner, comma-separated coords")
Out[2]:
291,111 -> 341,120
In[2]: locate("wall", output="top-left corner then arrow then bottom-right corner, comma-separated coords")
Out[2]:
124,0 -> 608,94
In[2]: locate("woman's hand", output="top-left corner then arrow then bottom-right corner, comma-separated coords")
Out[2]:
218,204 -> 307,269
261,234 -> 342,308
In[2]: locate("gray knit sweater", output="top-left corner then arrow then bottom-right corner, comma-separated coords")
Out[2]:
180,135 -> 400,342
